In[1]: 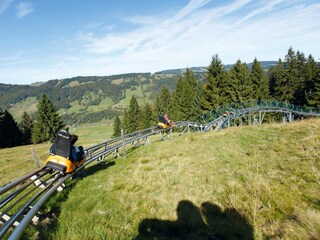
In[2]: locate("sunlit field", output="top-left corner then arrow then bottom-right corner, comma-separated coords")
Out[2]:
2,118 -> 316,239
0,123 -> 113,186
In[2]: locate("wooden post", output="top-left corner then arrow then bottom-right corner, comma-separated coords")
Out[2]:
31,148 -> 40,169
121,130 -> 126,159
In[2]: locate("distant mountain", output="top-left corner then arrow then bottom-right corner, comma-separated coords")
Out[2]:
0,61 -> 277,124
0,72 -> 205,123
155,61 -> 278,74
155,66 -> 208,74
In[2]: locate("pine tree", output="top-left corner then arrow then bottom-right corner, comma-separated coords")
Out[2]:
126,96 -> 141,133
293,50 -> 308,105
171,69 -> 202,121
185,69 -> 203,121
202,54 -> 226,110
0,109 -> 3,146
228,60 -> 252,103
142,103 -> 154,129
19,112 -> 33,145
269,47 -> 312,104
250,58 -> 270,101
284,47 -> 299,104
155,86 -> 172,116
32,94 -> 64,143
0,109 -> 22,148
171,76 -> 185,121
307,63 -> 320,107
269,59 -> 289,101
181,69 -> 195,120
112,116 -> 122,137
122,109 -> 129,134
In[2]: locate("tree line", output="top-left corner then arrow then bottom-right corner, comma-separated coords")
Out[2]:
113,47 -> 320,136
1,47 -> 319,147
0,94 -> 64,148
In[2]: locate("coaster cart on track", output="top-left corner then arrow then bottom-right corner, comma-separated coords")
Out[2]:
157,114 -> 174,129
45,129 -> 86,174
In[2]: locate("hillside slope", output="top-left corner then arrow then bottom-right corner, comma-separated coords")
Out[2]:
1,61 -> 277,123
1,72 -> 203,123
23,118 -> 320,239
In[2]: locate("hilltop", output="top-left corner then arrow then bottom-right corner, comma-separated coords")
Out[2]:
14,118 -> 319,239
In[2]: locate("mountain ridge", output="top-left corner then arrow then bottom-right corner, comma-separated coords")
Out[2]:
0,61 -> 277,123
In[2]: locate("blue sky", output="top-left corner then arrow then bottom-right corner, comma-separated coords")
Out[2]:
0,0 -> 319,85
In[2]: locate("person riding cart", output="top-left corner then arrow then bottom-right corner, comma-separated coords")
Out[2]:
50,129 -> 84,162
157,113 -> 174,129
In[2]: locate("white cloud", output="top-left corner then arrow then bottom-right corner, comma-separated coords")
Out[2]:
173,0 -> 212,20
2,0 -> 320,84
0,0 -> 14,15
16,2 -> 34,19
82,0 -> 319,67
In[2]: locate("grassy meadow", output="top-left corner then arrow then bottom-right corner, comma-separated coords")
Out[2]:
0,123 -> 113,186
1,119 -> 320,239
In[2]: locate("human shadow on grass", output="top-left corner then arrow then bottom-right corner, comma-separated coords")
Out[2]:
23,161 -> 115,239
135,200 -> 254,240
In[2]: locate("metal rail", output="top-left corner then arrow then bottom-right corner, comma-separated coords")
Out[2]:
0,168 -> 46,195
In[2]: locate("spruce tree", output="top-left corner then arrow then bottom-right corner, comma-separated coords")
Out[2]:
284,47 -> 299,104
250,58 -> 270,101
269,59 -> 289,101
305,55 -> 319,107
269,48 -> 318,106
292,50 -> 308,105
112,115 -> 122,137
0,109 -> 3,147
126,96 -> 141,133
185,69 -> 203,121
122,109 -> 129,134
171,76 -> 185,121
0,109 -> 22,148
307,63 -> 320,107
192,82 -> 204,121
19,111 -> 33,145
32,94 -> 64,143
171,69 -> 202,121
155,86 -> 172,116
142,103 -> 154,129
228,60 -> 252,103
202,54 -> 226,110
181,69 -> 195,120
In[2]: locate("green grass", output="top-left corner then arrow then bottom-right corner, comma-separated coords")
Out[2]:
0,123 -> 113,186
58,96 -> 115,115
18,119 -> 320,239
117,87 -> 151,107
72,122 -> 114,146
8,97 -> 38,121
0,142 -> 50,186
58,100 -> 82,114
87,97 -> 114,112
1,119 -> 320,239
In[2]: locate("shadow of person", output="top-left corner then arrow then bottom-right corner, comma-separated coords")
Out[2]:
135,200 -> 254,240
201,201 -> 254,240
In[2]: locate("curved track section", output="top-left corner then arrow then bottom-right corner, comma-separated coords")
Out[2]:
1,100 -> 319,239
201,100 -> 320,131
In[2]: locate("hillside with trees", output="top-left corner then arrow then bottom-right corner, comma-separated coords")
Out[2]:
0,62 -> 278,125
119,47 -> 319,135
0,47 -> 319,148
